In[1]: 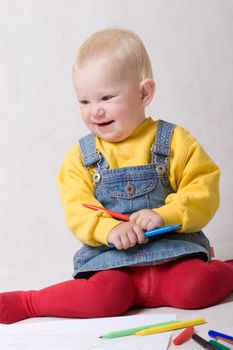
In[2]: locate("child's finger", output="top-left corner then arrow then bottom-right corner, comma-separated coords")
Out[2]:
127,232 -> 138,247
129,212 -> 139,223
146,220 -> 156,231
120,234 -> 133,250
133,224 -> 144,237
137,231 -> 147,244
139,217 -> 151,230
142,237 -> 149,244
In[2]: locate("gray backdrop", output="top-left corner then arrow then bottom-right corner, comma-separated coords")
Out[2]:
0,0 -> 232,290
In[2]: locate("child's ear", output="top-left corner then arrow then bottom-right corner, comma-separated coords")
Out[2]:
139,79 -> 155,107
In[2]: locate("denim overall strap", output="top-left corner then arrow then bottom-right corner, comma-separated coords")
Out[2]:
151,119 -> 175,166
79,133 -> 109,170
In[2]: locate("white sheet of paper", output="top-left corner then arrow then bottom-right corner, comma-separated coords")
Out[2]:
0,313 -> 176,350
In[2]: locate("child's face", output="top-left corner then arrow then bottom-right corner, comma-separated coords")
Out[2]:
73,58 -> 146,142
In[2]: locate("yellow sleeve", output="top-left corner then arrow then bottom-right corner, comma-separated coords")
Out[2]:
155,126 -> 220,232
57,144 -> 121,246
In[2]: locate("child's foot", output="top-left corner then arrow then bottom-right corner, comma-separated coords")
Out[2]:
0,291 -> 35,324
225,259 -> 233,267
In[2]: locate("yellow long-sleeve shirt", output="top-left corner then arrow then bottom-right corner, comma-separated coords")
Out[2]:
57,117 -> 220,246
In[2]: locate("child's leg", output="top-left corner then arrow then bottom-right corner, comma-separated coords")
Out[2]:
1,259 -> 232,324
131,258 -> 233,309
0,269 -> 136,324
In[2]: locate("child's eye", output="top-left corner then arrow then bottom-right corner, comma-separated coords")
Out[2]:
102,95 -> 113,101
79,100 -> 89,105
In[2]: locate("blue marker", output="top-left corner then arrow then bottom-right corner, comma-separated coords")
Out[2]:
208,330 -> 233,342
109,224 -> 181,248
145,224 -> 181,237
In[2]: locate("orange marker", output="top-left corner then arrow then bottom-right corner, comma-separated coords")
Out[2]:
216,337 -> 233,345
173,326 -> 195,345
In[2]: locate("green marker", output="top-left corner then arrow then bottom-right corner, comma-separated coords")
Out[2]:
209,340 -> 231,350
99,320 -> 179,339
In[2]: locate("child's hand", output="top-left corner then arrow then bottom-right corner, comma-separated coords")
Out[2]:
107,222 -> 147,250
130,209 -> 164,235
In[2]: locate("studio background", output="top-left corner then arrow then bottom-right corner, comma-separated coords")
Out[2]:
0,0 -> 232,290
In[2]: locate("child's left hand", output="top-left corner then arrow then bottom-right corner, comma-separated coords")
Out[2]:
130,209 -> 164,235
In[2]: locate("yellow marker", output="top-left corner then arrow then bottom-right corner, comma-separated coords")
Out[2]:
135,318 -> 206,336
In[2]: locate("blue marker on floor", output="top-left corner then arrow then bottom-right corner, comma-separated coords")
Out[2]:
208,330 -> 233,342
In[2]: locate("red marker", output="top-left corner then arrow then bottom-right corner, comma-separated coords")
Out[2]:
82,203 -> 130,221
173,326 -> 195,345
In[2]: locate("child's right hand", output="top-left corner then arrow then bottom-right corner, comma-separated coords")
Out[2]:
107,222 -> 148,250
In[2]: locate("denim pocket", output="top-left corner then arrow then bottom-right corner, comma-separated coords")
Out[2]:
109,179 -> 158,199
94,165 -> 171,214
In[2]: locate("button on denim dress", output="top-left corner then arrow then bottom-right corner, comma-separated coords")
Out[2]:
73,120 -> 211,278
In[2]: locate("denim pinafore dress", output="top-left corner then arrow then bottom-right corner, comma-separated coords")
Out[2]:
73,120 -> 211,278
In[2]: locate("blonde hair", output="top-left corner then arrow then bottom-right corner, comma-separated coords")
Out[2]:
74,28 -> 153,80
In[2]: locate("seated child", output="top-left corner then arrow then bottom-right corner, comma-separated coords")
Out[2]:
0,28 -> 232,324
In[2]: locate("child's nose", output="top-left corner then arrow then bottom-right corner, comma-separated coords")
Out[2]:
97,108 -> 105,116
92,106 -> 105,118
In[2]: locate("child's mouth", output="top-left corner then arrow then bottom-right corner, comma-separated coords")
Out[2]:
96,120 -> 114,127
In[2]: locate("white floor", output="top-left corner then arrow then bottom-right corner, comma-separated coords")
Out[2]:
1,244 -> 232,349
0,297 -> 232,350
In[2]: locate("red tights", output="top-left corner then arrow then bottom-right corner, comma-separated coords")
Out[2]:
1,258 -> 233,324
